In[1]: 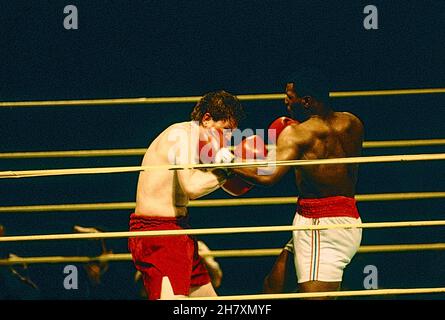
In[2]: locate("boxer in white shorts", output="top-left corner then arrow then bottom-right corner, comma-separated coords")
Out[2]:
231,67 -> 364,297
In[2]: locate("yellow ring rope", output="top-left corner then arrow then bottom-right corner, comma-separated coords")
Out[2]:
331,88 -> 445,97
0,220 -> 445,243
1,88 -> 445,108
1,153 -> 445,179
364,139 -> 445,148
1,243 -> 444,266
0,192 -> 444,213
0,94 -> 283,108
1,139 -> 444,159
210,243 -> 445,256
189,287 -> 445,300
0,148 -> 147,159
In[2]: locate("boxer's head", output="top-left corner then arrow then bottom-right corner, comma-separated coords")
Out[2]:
191,90 -> 245,130
286,66 -> 330,116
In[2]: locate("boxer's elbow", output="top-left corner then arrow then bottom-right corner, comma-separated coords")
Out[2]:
179,171 -> 220,199
187,191 -> 201,200
183,183 -> 217,200
184,187 -> 205,200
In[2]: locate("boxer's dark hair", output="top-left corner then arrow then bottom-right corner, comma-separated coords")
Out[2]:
288,66 -> 330,104
191,90 -> 245,125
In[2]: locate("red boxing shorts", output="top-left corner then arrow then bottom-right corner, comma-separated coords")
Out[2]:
128,213 -> 211,300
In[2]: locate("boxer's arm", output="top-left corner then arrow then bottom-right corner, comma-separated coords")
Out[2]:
176,168 -> 227,200
173,134 -> 228,200
231,126 -> 307,186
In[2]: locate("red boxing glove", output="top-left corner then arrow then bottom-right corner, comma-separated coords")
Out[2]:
234,134 -> 268,160
221,135 -> 267,196
268,116 -> 299,141
198,127 -> 225,163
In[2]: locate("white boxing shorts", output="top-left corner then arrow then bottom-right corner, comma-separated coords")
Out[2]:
292,196 -> 362,283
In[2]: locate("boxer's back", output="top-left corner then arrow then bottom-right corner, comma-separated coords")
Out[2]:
294,112 -> 364,198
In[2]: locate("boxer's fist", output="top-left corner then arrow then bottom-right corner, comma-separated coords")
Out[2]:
221,135 -> 268,196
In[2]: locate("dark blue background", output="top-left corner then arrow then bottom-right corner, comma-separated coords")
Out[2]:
0,1 -> 444,299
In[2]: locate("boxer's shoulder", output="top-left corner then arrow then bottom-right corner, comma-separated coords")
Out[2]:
277,123 -> 314,150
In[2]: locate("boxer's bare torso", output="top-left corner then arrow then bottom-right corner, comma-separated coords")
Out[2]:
135,121 -> 230,218
287,111 -> 364,198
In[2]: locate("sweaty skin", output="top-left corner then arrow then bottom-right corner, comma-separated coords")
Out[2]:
232,110 -> 364,198
135,120 -> 231,218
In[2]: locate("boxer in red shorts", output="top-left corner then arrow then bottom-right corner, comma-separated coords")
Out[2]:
231,67 -> 365,298
129,90 -> 244,300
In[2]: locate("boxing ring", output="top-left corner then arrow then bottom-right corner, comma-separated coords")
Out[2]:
0,87 -> 445,299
